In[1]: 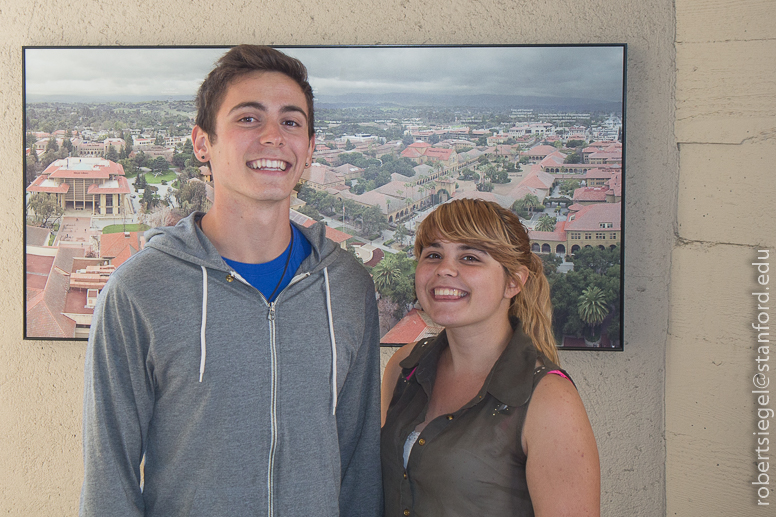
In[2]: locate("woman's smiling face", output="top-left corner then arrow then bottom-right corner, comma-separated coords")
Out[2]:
415,240 -> 521,332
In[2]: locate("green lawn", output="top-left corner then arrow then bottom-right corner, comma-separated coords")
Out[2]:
333,226 -> 355,236
102,223 -> 150,234
144,170 -> 177,184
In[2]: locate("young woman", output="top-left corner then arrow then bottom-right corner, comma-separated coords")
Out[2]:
381,198 -> 600,516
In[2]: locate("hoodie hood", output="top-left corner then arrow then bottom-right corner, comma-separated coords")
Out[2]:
144,211 -> 341,274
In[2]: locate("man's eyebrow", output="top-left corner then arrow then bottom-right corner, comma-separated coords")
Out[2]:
228,101 -> 308,122
280,105 -> 308,121
228,101 -> 266,115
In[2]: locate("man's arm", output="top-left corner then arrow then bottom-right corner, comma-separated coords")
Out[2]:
80,278 -> 154,516
336,284 -> 383,517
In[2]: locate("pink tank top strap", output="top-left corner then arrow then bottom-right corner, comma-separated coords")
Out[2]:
547,369 -> 570,381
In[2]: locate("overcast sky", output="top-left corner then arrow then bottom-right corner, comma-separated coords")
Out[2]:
25,46 -> 624,103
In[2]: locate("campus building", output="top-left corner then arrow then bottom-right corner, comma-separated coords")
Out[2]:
528,202 -> 622,256
26,157 -> 131,216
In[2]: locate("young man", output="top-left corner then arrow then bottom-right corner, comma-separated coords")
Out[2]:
81,46 -> 382,516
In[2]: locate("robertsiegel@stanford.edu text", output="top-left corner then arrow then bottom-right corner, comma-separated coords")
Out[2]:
753,249 -> 772,506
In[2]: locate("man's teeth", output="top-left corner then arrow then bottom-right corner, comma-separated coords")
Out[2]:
248,159 -> 287,171
434,288 -> 467,297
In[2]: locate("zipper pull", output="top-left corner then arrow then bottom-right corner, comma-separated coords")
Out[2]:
268,303 -> 276,321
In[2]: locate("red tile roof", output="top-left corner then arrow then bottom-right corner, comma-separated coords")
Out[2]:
26,254 -> 55,291
588,150 -> 622,162
310,222 -> 351,244
87,176 -> 131,195
424,148 -> 453,161
529,220 -> 567,242
100,231 -> 143,267
333,163 -> 363,176
45,157 -> 125,179
26,225 -> 51,246
538,151 -> 567,167
380,308 -> 443,344
573,187 -> 609,202
585,168 -> 614,179
606,170 -> 623,197
518,168 -> 555,190
565,202 -> 621,231
26,174 -> 70,193
25,247 -> 86,338
301,163 -> 342,186
400,147 -> 425,159
289,209 -> 352,244
525,145 -> 557,157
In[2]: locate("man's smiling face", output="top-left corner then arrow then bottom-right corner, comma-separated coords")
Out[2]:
195,70 -> 315,208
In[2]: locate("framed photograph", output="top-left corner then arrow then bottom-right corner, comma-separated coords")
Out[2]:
23,45 -> 625,349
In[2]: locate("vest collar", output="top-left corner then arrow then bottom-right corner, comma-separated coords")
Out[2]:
399,317 -> 539,407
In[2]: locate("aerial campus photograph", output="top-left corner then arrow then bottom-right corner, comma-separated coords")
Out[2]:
23,45 -> 624,348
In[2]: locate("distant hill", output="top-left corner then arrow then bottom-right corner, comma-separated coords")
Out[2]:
315,92 -> 621,113
27,91 -> 621,113
26,94 -> 195,103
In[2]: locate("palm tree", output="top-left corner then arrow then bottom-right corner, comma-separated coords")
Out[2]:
535,214 -> 557,232
521,193 -> 541,214
394,223 -> 409,246
431,160 -> 444,179
372,256 -> 402,292
404,182 -> 415,208
577,286 -> 609,338
417,184 -> 428,207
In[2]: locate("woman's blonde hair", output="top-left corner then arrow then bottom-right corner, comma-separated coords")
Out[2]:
414,198 -> 559,364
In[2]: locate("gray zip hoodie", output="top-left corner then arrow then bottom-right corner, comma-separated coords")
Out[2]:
81,213 -> 382,516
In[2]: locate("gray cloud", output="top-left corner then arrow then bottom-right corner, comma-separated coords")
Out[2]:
25,46 -> 624,103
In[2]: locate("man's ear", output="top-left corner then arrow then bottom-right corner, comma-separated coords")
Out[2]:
191,126 -> 210,163
305,134 -> 316,168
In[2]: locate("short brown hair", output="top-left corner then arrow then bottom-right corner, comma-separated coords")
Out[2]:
195,45 -> 315,141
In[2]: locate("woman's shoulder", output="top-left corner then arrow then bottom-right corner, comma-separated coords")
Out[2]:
383,338 -> 433,387
380,337 -> 440,425
523,368 -> 592,453
386,342 -> 417,372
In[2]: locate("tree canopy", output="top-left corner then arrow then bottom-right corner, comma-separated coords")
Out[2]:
175,180 -> 208,216
370,252 -> 416,318
545,244 -> 621,344
535,214 -> 557,232
27,193 -> 64,228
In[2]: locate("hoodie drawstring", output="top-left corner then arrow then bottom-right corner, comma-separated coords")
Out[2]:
323,267 -> 338,415
199,266 -> 208,382
198,264 -> 336,414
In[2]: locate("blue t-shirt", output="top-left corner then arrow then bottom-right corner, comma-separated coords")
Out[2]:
223,225 -> 312,303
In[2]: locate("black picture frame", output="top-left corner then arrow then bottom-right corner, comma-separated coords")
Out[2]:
23,44 -> 626,350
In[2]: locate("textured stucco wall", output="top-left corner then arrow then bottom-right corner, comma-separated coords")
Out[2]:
0,1 -> 675,514
667,1 -> 776,514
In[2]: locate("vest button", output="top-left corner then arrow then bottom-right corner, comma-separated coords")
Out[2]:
418,438 -> 426,446
404,510 -> 411,516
